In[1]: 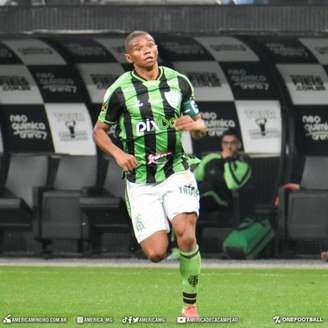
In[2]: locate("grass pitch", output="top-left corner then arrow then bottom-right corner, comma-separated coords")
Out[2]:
0,266 -> 327,328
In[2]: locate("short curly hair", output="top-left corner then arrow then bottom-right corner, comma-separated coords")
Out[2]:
125,30 -> 155,52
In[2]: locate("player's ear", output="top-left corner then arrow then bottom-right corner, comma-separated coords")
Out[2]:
125,53 -> 133,64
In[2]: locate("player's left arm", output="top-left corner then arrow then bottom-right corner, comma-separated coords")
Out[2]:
174,74 -> 208,138
174,114 -> 208,139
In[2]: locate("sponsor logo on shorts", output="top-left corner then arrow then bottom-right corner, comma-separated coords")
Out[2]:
134,214 -> 145,232
178,184 -> 199,197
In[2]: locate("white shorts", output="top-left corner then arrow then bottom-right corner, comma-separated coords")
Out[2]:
126,170 -> 200,243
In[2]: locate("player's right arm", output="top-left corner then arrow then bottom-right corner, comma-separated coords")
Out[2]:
93,85 -> 137,172
93,121 -> 137,172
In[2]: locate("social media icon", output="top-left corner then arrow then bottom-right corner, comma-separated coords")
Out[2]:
3,315 -> 12,324
177,316 -> 186,324
76,316 -> 84,324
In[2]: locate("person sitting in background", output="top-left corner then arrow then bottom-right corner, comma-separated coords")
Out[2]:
167,128 -> 250,259
194,128 -> 251,218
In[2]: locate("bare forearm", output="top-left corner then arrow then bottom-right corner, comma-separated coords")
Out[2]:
190,117 -> 208,139
93,126 -> 123,158
93,122 -> 137,171
174,115 -> 208,138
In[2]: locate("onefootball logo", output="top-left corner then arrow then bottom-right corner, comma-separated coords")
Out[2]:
273,316 -> 282,324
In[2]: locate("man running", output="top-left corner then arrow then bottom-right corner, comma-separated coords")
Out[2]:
93,31 -> 207,318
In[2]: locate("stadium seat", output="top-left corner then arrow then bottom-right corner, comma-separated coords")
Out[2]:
79,157 -> 131,254
0,154 -> 49,251
277,156 -> 328,244
35,155 -> 98,253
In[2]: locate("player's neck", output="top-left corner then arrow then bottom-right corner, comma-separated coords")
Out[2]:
133,64 -> 160,81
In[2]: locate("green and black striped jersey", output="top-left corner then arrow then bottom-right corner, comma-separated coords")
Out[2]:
98,66 -> 200,184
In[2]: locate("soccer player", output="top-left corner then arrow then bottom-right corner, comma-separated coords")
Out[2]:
93,31 -> 207,318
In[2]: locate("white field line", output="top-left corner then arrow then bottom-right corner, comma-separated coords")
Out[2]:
0,258 -> 327,269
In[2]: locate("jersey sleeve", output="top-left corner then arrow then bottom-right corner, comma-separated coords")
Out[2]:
223,154 -> 252,190
98,87 -> 123,125
178,74 -> 200,117
194,153 -> 222,182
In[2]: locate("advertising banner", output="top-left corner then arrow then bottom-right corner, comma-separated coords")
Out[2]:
0,41 -> 22,64
2,39 -> 66,66
299,38 -> 328,65
220,62 -> 276,100
277,64 -> 328,105
195,36 -> 259,62
1,105 -> 54,153
45,103 -> 96,156
192,101 -> 241,155
0,65 -> 43,104
296,108 -> 328,156
155,35 -> 213,61
172,61 -> 233,101
77,63 -> 125,104
95,37 -> 126,64
258,37 -> 317,63
54,37 -> 115,63
236,100 -> 281,155
30,66 -> 84,103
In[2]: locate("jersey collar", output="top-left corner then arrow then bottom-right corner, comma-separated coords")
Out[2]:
131,66 -> 163,82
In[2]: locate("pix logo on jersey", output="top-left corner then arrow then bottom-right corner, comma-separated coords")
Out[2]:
135,118 -> 176,135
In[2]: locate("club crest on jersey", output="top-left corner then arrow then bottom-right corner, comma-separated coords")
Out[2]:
164,90 -> 181,109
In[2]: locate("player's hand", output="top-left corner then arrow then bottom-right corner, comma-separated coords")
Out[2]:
174,115 -> 197,131
114,151 -> 138,172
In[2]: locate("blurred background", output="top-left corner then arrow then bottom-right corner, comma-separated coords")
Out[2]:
0,0 -> 328,259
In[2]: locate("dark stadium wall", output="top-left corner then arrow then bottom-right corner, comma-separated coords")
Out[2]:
0,33 -> 328,253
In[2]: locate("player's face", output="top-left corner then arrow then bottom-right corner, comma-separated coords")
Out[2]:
222,135 -> 240,157
125,34 -> 158,69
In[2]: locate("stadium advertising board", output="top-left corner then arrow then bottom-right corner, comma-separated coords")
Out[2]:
54,37 -> 115,63
30,66 -> 84,103
45,104 -> 96,155
192,102 -> 241,155
1,105 -> 54,153
296,108 -> 328,156
0,41 -> 21,64
236,100 -> 281,154
194,36 -> 259,62
259,37 -> 316,63
0,65 -> 43,104
220,62 -> 276,100
299,38 -> 328,65
1,39 -> 66,66
77,63 -> 124,104
156,35 -> 212,61
95,37 -> 127,64
173,61 -> 233,101
277,64 -> 328,105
